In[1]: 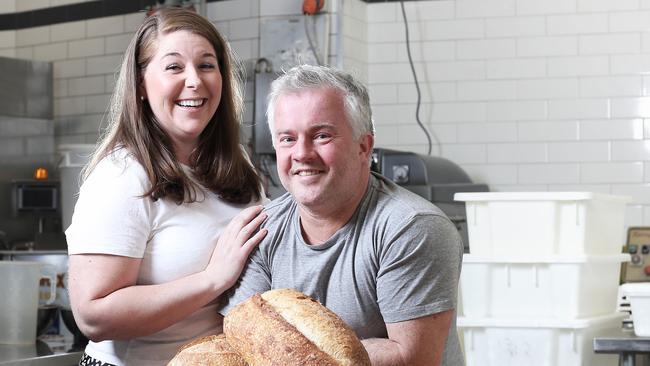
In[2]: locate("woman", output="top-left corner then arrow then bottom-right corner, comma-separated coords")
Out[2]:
65,8 -> 267,365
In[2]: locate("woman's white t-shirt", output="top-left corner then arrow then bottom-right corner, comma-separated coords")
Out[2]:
66,150 -> 259,365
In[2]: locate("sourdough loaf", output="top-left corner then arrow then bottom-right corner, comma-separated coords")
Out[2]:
224,288 -> 371,366
167,334 -> 247,366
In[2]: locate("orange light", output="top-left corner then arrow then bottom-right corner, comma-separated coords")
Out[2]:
34,167 -> 48,180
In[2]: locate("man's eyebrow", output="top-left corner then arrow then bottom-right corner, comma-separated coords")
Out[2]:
275,123 -> 336,136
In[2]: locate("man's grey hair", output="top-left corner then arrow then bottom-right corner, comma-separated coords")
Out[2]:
266,65 -> 375,144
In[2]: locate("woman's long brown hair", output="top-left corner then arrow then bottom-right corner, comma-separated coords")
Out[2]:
84,7 -> 262,205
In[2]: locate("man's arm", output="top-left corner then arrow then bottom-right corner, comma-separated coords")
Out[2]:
362,309 -> 454,366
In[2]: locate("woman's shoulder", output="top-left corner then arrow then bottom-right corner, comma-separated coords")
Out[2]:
86,148 -> 149,188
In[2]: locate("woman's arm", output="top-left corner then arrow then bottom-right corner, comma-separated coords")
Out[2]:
68,205 -> 267,341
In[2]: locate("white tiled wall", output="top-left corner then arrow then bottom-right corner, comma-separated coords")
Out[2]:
359,0 -> 650,226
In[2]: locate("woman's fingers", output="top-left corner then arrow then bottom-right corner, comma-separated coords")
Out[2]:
241,228 -> 268,255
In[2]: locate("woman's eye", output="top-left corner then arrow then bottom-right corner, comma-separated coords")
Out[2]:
165,64 -> 181,71
200,63 -> 216,70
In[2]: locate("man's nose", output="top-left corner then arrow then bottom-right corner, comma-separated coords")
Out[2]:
292,139 -> 314,162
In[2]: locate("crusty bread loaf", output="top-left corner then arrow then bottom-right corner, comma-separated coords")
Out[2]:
167,334 -> 247,366
224,288 -> 371,366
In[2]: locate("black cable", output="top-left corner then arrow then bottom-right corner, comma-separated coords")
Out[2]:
400,1 -> 433,156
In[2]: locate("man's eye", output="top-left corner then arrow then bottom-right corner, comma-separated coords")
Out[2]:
315,133 -> 330,140
279,136 -> 295,143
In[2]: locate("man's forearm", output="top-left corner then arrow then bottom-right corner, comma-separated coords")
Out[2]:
362,338 -> 406,366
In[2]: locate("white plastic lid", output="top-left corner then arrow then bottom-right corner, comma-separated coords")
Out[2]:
621,283 -> 650,297
462,254 -> 631,264
457,313 -> 626,329
454,191 -> 631,203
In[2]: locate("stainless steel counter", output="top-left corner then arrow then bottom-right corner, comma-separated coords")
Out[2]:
594,328 -> 650,366
0,338 -> 82,366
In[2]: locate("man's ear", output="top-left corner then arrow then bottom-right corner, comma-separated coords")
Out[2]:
359,133 -> 374,161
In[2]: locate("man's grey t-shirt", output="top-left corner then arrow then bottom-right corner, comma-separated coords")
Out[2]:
219,172 -> 465,365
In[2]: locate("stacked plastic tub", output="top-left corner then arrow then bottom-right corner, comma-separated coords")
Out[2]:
454,192 -> 631,366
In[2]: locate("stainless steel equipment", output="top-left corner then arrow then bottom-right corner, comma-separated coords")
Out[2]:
371,148 -> 489,252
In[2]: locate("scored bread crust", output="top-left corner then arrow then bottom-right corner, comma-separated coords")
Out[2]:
167,334 -> 247,366
224,289 -> 370,366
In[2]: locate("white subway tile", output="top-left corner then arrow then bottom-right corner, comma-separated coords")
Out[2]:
229,39 -> 256,60
457,80 -> 517,101
433,102 -> 487,122
344,0 -> 366,20
487,59 -> 546,79
547,56 -> 609,77
260,0 -> 301,16
519,163 -> 580,184
517,36 -> 578,57
441,144 -> 487,164
517,78 -> 579,99
546,14 -> 608,35
343,16 -> 367,42
85,94 -> 110,114
577,0 -> 639,12
457,39 -> 516,60
612,140 -> 650,161
210,0 -> 254,20
398,123 -> 438,145
33,42 -> 67,61
14,47 -> 33,59
518,120 -> 579,141
68,76 -> 105,96
579,34 -> 641,55
548,141 -> 610,162
50,21 -> 85,42
368,84 -> 398,104
462,164 -> 519,184
53,59 -> 86,79
372,104 -> 412,126
16,0 -> 48,12
0,1 -> 15,14
53,79 -> 67,98
580,119 -> 644,140
86,54 -> 122,76
580,76 -> 642,98
86,16 -> 124,38
16,26 -> 49,47
367,2 -> 397,22
643,0 -> 650,9
457,122 -> 517,142
611,55 -> 650,75
124,12 -> 146,33
612,185 -> 650,204
487,101 -> 547,121
368,43 -> 398,63
548,184 -> 612,194
491,184 -> 549,191
610,12 -> 650,33
68,38 -> 104,58
485,16 -> 545,38
105,34 -> 131,55
398,82 -> 457,103
549,98 -> 609,119
25,136 -> 54,156
626,205 -> 644,226
429,124 -> 458,143
517,0 -> 577,15
105,74 -> 117,93
229,18 -> 259,40
0,138 -> 23,156
455,0 -> 516,18
646,162 -> 650,181
581,162 -> 644,183
421,19 -> 484,41
0,49 -> 15,58
397,41 -> 456,63
55,96 -> 86,117
368,22 -> 414,43
374,125 -> 400,146
642,32 -> 650,54
611,97 -> 650,118
425,60 -> 485,81
0,30 -> 15,48
487,142 -> 547,163
403,1 -> 455,20
368,63 -> 413,83
645,119 -> 650,138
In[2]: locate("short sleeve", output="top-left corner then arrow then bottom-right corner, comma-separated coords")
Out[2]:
65,154 -> 152,258
217,245 -> 272,315
376,214 -> 463,323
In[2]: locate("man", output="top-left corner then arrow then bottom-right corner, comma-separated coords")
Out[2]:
220,65 -> 464,365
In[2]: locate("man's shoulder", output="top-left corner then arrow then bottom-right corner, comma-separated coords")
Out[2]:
261,192 -> 297,228
370,173 -> 447,219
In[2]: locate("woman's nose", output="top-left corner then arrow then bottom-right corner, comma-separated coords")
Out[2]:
185,67 -> 201,89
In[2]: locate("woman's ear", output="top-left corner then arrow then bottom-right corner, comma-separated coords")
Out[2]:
138,74 -> 146,100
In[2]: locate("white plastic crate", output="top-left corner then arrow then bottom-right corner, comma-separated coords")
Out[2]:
460,254 -> 629,319
454,192 -> 629,256
458,313 -> 624,366
620,283 -> 650,336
